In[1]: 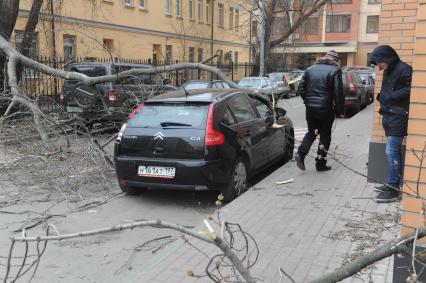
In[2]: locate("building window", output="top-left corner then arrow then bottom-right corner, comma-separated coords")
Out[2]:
198,0 -> 203,21
103,38 -> 114,51
224,51 -> 232,62
368,0 -> 380,3
189,0 -> 194,19
15,30 -> 38,59
189,47 -> 195,62
176,0 -> 182,17
332,0 -> 352,3
234,9 -> 239,30
123,0 -> 132,6
229,7 -> 234,29
300,17 -> 318,34
197,48 -> 203,62
139,0 -> 145,8
206,0 -> 211,24
326,15 -> 351,32
251,20 -> 258,37
366,15 -> 379,33
165,0 -> 171,15
166,45 -> 173,64
63,35 -> 76,60
217,3 -> 224,27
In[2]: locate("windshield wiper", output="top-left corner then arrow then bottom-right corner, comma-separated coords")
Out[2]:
160,122 -> 192,127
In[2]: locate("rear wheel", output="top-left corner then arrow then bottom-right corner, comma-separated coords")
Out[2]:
221,157 -> 248,202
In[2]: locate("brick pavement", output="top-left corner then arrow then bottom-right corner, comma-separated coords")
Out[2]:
133,105 -> 400,283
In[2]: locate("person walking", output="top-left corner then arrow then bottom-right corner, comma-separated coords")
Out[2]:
295,50 -> 345,172
369,45 -> 413,203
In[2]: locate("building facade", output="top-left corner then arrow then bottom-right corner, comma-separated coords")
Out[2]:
272,0 -> 381,69
14,0 -> 251,69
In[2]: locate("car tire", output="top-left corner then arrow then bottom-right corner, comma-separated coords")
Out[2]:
284,130 -> 294,162
120,184 -> 147,195
221,157 -> 248,202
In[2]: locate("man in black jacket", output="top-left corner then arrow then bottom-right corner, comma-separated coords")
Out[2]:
295,50 -> 345,172
369,45 -> 413,203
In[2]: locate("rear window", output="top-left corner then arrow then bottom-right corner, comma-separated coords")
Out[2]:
127,103 -> 209,129
67,65 -> 107,77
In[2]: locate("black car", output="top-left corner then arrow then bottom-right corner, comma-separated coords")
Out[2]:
114,89 -> 294,201
63,62 -> 176,122
180,80 -> 231,90
342,69 -> 370,116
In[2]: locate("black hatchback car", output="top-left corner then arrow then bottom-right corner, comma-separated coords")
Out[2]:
114,89 -> 294,201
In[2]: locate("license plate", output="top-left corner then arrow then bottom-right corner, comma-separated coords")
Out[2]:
67,106 -> 83,113
137,166 -> 176,179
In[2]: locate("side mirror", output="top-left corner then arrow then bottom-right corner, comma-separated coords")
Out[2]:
276,107 -> 287,117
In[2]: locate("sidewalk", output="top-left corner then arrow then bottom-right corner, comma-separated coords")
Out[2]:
134,105 -> 400,283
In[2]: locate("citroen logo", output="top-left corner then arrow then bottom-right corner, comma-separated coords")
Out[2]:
154,132 -> 164,140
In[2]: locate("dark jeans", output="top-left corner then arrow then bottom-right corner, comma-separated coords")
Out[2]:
385,136 -> 404,187
297,116 -> 334,166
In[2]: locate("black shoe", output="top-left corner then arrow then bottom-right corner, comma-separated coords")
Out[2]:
295,154 -> 305,171
374,185 -> 390,193
316,164 -> 331,172
374,189 -> 401,203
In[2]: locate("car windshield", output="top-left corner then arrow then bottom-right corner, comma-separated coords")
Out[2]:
268,74 -> 283,82
127,103 -> 209,129
238,78 -> 261,88
67,65 -> 107,77
358,73 -> 370,83
182,82 -> 210,89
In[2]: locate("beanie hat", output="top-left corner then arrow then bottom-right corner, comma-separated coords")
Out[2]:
325,50 -> 340,62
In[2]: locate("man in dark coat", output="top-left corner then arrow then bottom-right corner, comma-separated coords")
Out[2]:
369,45 -> 413,203
295,50 -> 345,172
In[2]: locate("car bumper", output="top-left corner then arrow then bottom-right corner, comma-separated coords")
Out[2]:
114,156 -> 229,190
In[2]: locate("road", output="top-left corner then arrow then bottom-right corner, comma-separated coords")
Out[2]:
0,96 -> 370,282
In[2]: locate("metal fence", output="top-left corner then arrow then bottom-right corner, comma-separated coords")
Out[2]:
14,56 -> 256,113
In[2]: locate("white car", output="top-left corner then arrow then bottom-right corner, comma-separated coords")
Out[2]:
238,77 -> 283,100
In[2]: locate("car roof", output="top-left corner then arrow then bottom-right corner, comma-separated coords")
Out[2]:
183,80 -> 223,83
147,88 -> 241,103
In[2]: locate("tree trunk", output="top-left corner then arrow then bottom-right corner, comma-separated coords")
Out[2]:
20,0 -> 44,58
0,0 -> 20,91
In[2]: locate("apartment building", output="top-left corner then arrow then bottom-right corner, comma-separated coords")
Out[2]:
13,0 -> 251,65
273,0 -> 381,69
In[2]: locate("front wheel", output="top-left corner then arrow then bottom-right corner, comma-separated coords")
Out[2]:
221,157 -> 248,202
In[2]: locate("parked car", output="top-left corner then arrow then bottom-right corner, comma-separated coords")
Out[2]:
238,77 -> 281,101
180,80 -> 231,90
63,62 -> 177,122
291,70 -> 305,78
114,89 -> 294,201
355,71 -> 375,103
266,73 -> 291,98
342,69 -> 370,116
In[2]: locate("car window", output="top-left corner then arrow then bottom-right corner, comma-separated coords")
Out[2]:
67,65 -> 107,77
214,82 -> 224,88
249,96 -> 272,119
222,106 -> 237,126
127,103 -> 208,129
228,95 -> 257,123
238,78 -> 261,88
183,82 -> 210,89
222,82 -> 231,88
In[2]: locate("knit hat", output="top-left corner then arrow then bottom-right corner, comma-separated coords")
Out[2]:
325,50 -> 340,62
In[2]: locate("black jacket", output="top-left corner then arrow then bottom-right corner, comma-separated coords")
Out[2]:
298,58 -> 345,119
370,45 -> 412,136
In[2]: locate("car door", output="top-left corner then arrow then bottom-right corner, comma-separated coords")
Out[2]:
248,94 -> 284,161
227,94 -> 270,169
